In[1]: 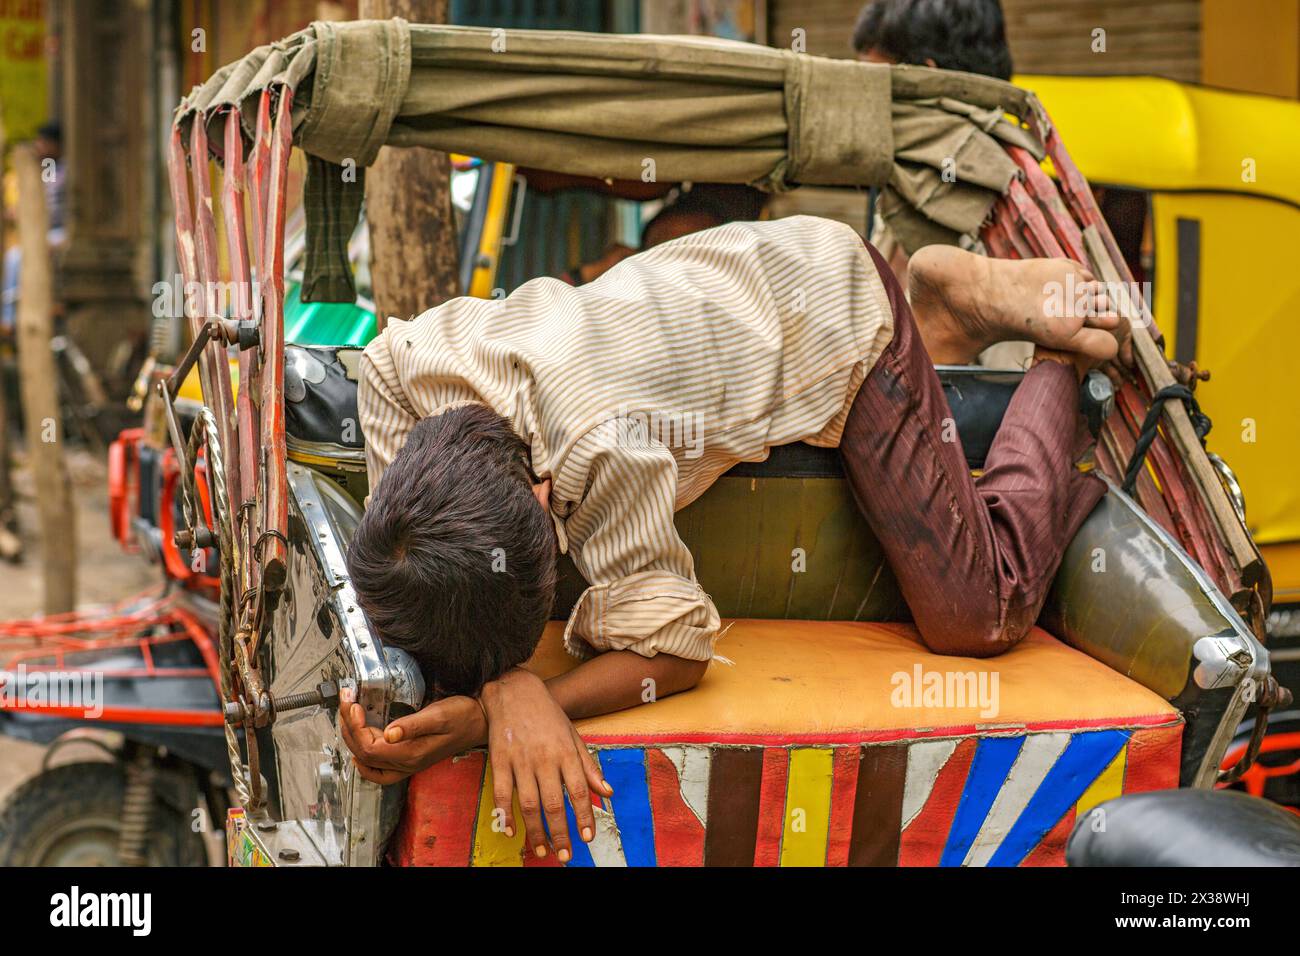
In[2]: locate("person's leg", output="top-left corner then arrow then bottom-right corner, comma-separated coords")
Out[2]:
840,243 -> 1106,657
905,244 -> 1118,365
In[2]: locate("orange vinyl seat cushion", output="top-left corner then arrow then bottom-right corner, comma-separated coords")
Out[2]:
526,619 -> 1178,744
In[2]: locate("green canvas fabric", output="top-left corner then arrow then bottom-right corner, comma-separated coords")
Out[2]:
175,19 -> 1041,300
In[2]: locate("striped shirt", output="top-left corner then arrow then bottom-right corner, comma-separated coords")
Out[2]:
358,215 -> 895,661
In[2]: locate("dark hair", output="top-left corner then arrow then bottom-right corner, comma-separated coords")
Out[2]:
347,403 -> 557,697
851,0 -> 1014,80
641,183 -> 769,246
36,121 -> 61,144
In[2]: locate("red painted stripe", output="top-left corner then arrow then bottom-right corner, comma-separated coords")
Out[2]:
898,738 -> 978,867
522,845 -> 563,868
0,704 -> 224,726
1019,807 -> 1074,867
1123,724 -> 1183,793
645,749 -> 705,867
752,748 -> 789,867
389,752 -> 485,867
825,746 -> 861,867
577,714 -> 1180,748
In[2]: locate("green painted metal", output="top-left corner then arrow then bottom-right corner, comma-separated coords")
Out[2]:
553,475 -> 908,623
284,279 -> 376,348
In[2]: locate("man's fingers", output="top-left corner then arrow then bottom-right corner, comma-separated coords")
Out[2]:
514,776 -> 549,859
383,701 -> 452,744
339,702 -> 381,759
490,755 -> 517,840
1072,328 -> 1119,363
1119,334 -> 1135,368
537,771 -> 573,863
351,758 -> 408,786
562,755 -> 596,846
574,728 -> 613,800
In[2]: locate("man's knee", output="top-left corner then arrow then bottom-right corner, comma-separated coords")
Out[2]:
912,603 -> 1030,659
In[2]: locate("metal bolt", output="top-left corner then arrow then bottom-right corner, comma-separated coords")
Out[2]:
279,848 -> 300,862
256,821 -> 278,832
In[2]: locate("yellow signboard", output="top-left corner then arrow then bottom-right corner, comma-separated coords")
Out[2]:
0,0 -> 46,142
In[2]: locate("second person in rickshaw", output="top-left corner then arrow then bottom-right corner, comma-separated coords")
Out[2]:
339,214 -> 1120,863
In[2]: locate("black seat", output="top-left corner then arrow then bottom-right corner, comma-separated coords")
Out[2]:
285,345 -> 364,449
1067,789 -> 1300,866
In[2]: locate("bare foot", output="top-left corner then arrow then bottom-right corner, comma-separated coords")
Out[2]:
908,245 -> 1121,365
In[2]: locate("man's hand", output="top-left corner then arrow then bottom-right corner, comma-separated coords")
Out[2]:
481,668 -> 612,862
338,688 -> 486,786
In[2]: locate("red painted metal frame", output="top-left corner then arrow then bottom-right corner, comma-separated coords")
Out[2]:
0,592 -> 223,724
256,89 -> 293,596
107,427 -> 144,550
980,120 -> 1238,595
186,120 -> 241,526
157,448 -> 222,595
164,83 -> 295,706
1220,732 -> 1300,815
222,109 -> 261,600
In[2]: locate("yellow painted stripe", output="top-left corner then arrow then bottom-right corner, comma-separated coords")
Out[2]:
471,764 -> 526,867
1075,744 -> 1128,822
780,747 -> 835,867
468,161 -> 517,299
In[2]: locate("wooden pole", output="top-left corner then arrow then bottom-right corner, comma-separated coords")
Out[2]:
14,144 -> 77,613
358,0 -> 461,331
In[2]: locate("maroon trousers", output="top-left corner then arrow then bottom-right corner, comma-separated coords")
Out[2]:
840,244 -> 1106,657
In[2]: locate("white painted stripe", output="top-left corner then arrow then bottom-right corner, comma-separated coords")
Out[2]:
901,739 -> 960,831
662,745 -> 712,827
962,733 -> 1072,867
586,805 -> 628,867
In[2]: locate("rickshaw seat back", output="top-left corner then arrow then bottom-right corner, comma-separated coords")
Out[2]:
389,617 -> 1183,867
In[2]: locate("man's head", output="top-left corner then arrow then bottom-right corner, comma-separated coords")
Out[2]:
347,403 -> 557,697
35,121 -> 61,163
641,183 -> 769,249
851,0 -> 1014,80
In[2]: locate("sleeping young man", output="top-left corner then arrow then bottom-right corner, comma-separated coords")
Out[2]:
338,214 -> 1120,862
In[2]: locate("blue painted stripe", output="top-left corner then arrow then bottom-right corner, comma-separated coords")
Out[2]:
988,729 -> 1130,867
599,748 -> 658,867
940,736 -> 1025,867
562,797 -> 595,867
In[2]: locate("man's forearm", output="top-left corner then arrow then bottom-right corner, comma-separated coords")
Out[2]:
543,650 -> 709,721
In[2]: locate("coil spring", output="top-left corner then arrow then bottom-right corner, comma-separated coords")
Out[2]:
117,748 -> 155,867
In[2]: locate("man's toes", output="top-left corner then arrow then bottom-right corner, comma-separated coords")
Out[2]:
1072,328 -> 1120,362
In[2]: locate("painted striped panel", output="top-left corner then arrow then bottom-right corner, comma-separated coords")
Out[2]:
597,749 -> 656,867
393,720 -> 1184,868
1075,744 -> 1128,821
826,746 -> 862,866
389,751 -> 485,866
848,743 -> 907,866
646,748 -> 707,866
703,747 -> 764,866
988,730 -> 1130,866
471,762 -> 527,867
898,738 -> 979,866
940,736 -> 1025,866
780,747 -> 835,866
753,748 -> 790,867
963,733 -> 1073,867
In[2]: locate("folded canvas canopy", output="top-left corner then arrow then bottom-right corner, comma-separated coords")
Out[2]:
176,18 -> 1049,301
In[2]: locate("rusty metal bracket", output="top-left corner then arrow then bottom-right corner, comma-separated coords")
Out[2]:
1219,674 -> 1294,786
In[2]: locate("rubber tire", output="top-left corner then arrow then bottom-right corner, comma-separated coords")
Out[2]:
0,762 -> 207,867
